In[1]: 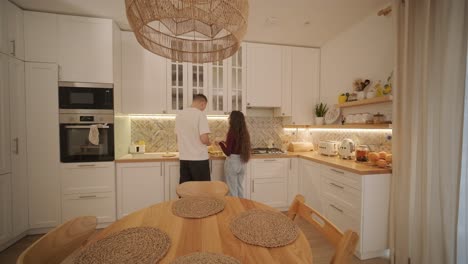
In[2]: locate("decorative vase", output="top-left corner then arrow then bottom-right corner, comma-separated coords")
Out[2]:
315,117 -> 324,125
338,95 -> 347,104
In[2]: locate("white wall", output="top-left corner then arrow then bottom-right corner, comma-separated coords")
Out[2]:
320,8 -> 394,119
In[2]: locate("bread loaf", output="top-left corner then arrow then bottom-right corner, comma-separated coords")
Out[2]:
287,142 -> 314,152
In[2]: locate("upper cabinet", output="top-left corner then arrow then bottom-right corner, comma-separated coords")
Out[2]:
0,53 -> 10,175
58,15 -> 113,83
24,11 -> 58,63
276,47 -> 320,125
121,31 -> 166,114
6,1 -> 24,60
246,43 -> 282,108
0,0 -> 8,54
287,47 -> 320,125
160,44 -> 245,115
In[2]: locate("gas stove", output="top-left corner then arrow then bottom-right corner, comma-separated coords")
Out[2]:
251,147 -> 285,155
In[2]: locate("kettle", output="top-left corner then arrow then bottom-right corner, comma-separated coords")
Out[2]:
339,138 -> 355,160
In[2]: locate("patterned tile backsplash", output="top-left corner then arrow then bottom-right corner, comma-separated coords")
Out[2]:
129,117 -> 392,153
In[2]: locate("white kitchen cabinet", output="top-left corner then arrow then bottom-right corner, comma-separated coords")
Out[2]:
166,60 -> 188,113
246,43 -> 282,108
24,11 -> 58,63
121,31 -> 166,114
283,47 -> 320,125
0,0 -> 8,55
207,59 -> 227,114
58,15 -> 113,83
0,53 -> 10,175
0,173 -> 12,246
274,47 -> 292,117
250,158 -> 289,208
61,162 -> 116,225
227,44 -> 247,113
188,62 -> 209,108
116,162 -> 165,219
299,159 -> 323,214
210,159 -> 225,182
299,162 -> 391,260
9,57 -> 28,236
6,1 -> 24,60
287,157 -> 298,205
164,161 -> 180,200
26,62 -> 60,229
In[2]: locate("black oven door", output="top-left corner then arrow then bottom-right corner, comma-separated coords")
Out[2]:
60,123 -> 114,162
59,85 -> 113,110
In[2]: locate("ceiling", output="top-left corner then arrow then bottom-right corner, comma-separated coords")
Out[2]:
11,0 -> 389,47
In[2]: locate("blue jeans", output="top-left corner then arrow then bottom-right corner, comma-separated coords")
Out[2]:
224,155 -> 245,197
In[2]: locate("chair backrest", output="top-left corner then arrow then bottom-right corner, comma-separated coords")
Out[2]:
176,180 -> 229,198
287,195 -> 359,264
17,216 -> 97,264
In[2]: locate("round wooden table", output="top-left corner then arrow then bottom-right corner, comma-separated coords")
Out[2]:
88,197 -> 313,264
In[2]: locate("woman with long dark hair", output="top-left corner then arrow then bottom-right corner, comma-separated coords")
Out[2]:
218,111 -> 251,197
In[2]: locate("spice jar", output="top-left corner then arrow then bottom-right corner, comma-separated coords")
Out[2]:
373,112 -> 385,124
355,145 -> 370,162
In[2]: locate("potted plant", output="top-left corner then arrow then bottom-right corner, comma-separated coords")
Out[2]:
315,103 -> 328,125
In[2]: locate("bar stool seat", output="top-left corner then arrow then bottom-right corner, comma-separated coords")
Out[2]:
176,181 -> 229,198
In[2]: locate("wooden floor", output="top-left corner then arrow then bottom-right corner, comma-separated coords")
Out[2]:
0,218 -> 389,264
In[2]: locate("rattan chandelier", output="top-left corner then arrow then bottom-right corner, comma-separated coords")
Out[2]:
125,0 -> 249,63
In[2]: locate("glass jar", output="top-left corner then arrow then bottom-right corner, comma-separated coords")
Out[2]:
355,145 -> 370,162
373,112 -> 385,124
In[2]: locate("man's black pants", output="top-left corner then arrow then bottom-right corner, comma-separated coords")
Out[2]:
179,160 -> 211,183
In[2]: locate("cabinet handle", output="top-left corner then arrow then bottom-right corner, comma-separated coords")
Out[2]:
329,182 -> 344,189
78,164 -> 96,167
282,113 -> 285,116
330,204 -> 343,213
264,159 -> 277,162
289,159 -> 292,169
163,110 -> 167,114
247,103 -> 250,106
330,168 -> 344,174
10,40 -> 15,56
79,195 -> 97,199
251,180 -> 254,193
12,138 -> 19,154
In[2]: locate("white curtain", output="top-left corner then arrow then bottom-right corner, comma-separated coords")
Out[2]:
458,30 -> 468,264
390,0 -> 468,264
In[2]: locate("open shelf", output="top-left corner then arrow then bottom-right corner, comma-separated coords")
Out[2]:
283,124 -> 392,129
337,95 -> 393,108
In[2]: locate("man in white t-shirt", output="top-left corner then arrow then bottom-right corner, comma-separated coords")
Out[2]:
175,94 -> 211,183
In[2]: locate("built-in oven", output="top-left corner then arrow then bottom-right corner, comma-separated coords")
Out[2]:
59,81 -> 113,110
59,112 -> 114,163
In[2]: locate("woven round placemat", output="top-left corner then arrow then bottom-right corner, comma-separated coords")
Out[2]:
172,197 -> 225,219
170,252 -> 240,264
74,227 -> 171,264
229,209 -> 299,248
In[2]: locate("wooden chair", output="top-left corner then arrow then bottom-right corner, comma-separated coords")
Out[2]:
17,216 -> 97,264
176,180 -> 229,198
287,195 -> 359,264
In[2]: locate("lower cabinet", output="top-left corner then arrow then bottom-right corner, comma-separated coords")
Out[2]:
250,158 -> 289,208
210,159 -> 225,182
299,159 -> 323,214
61,162 -> 116,225
164,161 -> 180,201
299,160 -> 391,260
0,173 -> 12,246
116,162 -> 164,219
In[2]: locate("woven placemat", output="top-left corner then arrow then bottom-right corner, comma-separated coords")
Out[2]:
170,252 -> 240,264
172,197 -> 225,218
229,209 -> 299,248
74,227 -> 171,264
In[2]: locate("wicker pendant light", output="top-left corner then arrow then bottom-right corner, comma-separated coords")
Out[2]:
125,0 -> 249,63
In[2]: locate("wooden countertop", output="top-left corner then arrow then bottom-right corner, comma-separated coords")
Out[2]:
116,152 -> 392,175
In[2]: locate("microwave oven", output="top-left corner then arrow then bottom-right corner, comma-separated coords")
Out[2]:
59,81 -> 113,111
